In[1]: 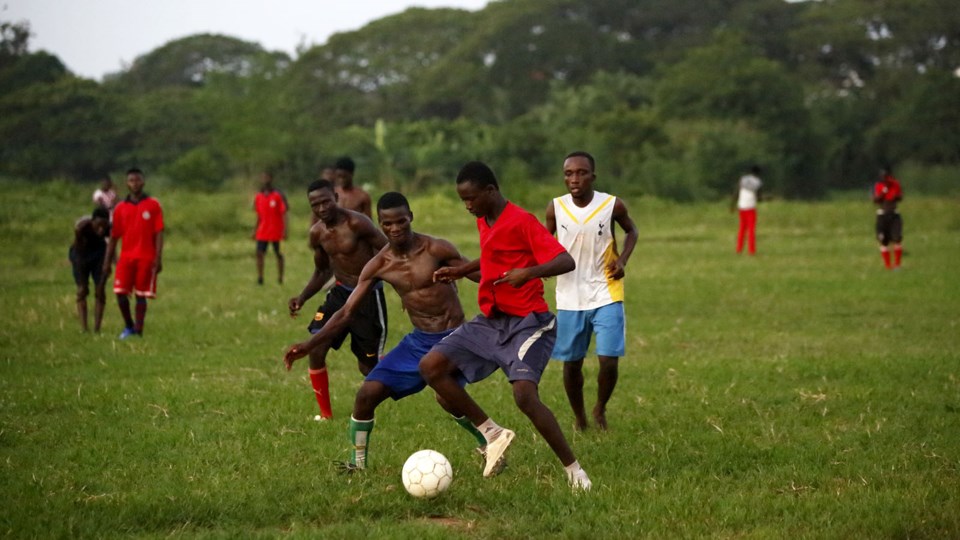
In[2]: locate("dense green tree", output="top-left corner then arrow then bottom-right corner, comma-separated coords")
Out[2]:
656,32 -> 824,197
0,76 -> 120,179
114,87 -> 215,172
108,34 -> 279,91
0,20 -> 67,95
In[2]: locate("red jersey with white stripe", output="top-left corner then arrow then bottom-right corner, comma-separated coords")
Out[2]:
254,189 -> 287,241
111,195 -> 164,260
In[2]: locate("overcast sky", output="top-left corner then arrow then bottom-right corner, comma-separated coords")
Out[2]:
3,0 -> 491,80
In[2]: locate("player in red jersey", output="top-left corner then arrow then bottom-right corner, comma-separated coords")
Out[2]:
420,161 -> 592,491
253,171 -> 288,285
101,168 -> 164,340
872,166 -> 903,269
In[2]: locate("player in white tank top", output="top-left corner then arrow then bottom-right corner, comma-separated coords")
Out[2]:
545,152 -> 638,431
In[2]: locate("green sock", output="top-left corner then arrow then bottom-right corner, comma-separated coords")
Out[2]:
453,415 -> 486,448
348,416 -> 374,468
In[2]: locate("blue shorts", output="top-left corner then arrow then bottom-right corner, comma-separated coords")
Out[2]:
429,311 -> 557,384
552,302 -> 626,361
366,328 -> 455,400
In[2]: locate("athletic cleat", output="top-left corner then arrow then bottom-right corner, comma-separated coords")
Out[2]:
568,469 -> 593,492
118,327 -> 138,340
482,429 -> 515,477
475,446 -> 507,472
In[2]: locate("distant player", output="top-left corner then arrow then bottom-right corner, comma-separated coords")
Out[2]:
288,180 -> 388,420
873,165 -> 903,269
733,165 -> 763,255
420,161 -> 592,491
92,175 -> 118,213
285,192 -> 486,470
333,156 -> 372,218
101,168 -> 164,340
70,207 -> 110,332
545,151 -> 638,431
253,171 -> 288,285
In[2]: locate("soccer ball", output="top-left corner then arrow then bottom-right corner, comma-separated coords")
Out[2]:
401,449 -> 453,498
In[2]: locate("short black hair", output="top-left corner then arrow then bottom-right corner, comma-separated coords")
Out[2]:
126,167 -> 144,176
307,179 -> 335,194
564,151 -> 596,172
377,192 -> 410,213
750,165 -> 762,175
456,161 -> 499,189
92,208 -> 110,220
334,157 -> 355,172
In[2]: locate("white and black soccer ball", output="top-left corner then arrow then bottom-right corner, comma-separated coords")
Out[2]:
401,449 -> 453,498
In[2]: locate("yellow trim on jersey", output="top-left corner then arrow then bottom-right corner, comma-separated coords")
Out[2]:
556,198 -> 580,224
584,195 -> 616,224
602,239 -> 624,302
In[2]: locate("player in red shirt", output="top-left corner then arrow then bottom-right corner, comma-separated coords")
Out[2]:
253,171 -> 288,285
420,161 -> 592,491
872,166 -> 903,269
101,168 -> 164,339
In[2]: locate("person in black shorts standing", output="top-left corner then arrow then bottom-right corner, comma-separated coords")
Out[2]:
70,208 -> 110,332
288,180 -> 388,420
873,166 -> 903,270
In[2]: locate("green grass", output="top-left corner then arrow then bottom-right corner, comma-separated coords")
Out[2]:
1,180 -> 959,538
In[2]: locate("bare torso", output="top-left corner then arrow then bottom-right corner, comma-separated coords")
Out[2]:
335,186 -> 372,217
369,234 -> 466,333
310,209 -> 386,287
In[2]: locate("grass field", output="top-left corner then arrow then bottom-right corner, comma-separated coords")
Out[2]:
1,180 -> 958,538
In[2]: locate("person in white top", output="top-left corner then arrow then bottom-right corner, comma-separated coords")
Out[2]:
92,176 -> 118,214
733,165 -> 763,255
545,151 -> 638,431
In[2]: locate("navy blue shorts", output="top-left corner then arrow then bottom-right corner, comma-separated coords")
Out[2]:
366,328 -> 456,400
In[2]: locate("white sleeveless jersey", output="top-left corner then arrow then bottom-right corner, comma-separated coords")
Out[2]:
553,191 -> 624,311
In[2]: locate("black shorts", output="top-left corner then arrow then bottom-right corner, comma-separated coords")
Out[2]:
256,241 -> 281,253
69,247 -> 104,287
307,283 -> 387,360
875,212 -> 903,245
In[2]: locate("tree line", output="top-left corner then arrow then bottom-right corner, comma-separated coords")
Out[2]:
1,0 -> 958,199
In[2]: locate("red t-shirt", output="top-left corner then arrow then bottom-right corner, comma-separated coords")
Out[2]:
254,189 -> 287,241
477,202 -> 567,318
873,176 -> 902,213
111,196 -> 164,260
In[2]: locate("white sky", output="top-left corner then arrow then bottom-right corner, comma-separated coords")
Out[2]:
2,0 -> 491,80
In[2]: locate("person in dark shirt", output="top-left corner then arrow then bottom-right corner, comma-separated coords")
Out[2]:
70,208 -> 110,332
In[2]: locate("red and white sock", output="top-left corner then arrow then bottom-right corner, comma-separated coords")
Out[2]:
309,368 -> 333,419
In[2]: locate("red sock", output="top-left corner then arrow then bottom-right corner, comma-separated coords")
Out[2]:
881,250 -> 892,268
309,368 -> 333,419
894,246 -> 902,267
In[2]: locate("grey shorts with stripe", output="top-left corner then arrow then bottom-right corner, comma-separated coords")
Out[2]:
430,311 -> 557,384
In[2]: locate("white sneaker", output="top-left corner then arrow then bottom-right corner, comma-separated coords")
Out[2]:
568,469 -> 592,492
482,429 -> 515,477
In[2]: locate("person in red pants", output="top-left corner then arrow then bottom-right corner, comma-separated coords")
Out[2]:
733,165 -> 763,255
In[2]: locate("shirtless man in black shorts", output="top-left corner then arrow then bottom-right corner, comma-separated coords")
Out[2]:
288,179 -> 388,420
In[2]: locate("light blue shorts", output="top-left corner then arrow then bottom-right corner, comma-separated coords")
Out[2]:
551,302 -> 625,361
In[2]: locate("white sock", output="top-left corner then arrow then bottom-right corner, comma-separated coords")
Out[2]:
477,418 -> 503,445
564,460 -> 583,477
